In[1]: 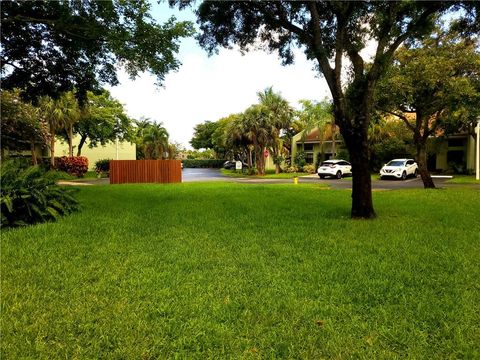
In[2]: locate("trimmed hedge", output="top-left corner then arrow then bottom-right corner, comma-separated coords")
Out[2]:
182,159 -> 225,168
55,156 -> 89,177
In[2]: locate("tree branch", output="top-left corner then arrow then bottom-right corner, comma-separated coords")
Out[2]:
379,109 -> 416,132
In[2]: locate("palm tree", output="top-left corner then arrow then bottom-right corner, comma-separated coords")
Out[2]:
297,99 -> 337,164
138,121 -> 169,160
241,105 -> 273,175
40,92 -> 81,167
59,92 -> 81,157
257,87 -> 293,174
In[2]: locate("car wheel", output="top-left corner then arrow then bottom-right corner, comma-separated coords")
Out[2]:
401,171 -> 407,180
414,169 -> 418,178
336,171 -> 342,179
319,174 -> 325,179
380,175 -> 384,180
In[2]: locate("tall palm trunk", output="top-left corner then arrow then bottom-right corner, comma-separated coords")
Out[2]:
30,139 -> 38,165
49,126 -> 56,168
67,125 -> 74,157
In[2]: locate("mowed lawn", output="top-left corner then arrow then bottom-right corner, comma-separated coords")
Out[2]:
2,183 -> 479,359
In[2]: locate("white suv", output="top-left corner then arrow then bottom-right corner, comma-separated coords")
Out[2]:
380,159 -> 418,180
317,160 -> 352,179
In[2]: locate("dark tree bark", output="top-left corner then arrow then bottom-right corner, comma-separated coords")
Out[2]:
414,131 -> 436,189
76,134 -> 87,156
341,116 -> 376,218
30,139 -> 37,166
49,130 -> 56,168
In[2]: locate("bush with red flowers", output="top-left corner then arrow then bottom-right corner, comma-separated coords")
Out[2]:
55,156 -> 89,177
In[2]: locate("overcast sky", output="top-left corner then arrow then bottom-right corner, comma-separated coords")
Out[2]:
107,2 -> 332,148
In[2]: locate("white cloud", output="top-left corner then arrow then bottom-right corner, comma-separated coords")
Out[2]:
107,47 -> 331,148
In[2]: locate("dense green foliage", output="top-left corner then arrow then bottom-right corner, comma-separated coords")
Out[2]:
134,119 -> 171,160
2,183 -> 479,357
73,90 -> 133,156
0,90 -> 49,164
94,159 -> 111,174
182,159 -> 225,168
376,28 -> 480,187
1,0 -> 194,102
0,161 -> 78,228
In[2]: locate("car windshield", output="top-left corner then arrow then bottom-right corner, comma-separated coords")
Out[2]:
386,160 -> 405,167
321,162 -> 335,166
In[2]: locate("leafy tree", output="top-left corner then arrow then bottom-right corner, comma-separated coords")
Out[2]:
224,114 -> 255,168
73,90 -> 133,156
190,121 -> 219,150
368,116 -> 413,171
174,0 -> 476,218
0,90 -> 49,165
1,0 -> 194,103
240,105 -> 274,175
215,114 -> 246,162
297,99 -> 337,163
257,87 -> 293,174
135,119 -> 170,160
376,28 -> 480,188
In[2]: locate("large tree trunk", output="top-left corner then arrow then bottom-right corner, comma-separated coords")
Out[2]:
30,139 -> 38,166
76,134 -> 87,156
275,163 -> 281,174
342,122 -> 376,219
416,140 -> 435,189
331,122 -> 336,158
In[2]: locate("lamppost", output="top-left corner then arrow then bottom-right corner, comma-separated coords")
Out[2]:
476,119 -> 480,180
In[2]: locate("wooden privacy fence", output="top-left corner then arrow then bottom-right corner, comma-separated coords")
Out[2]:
109,160 -> 182,184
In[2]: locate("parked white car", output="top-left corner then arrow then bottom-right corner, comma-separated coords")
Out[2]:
380,159 -> 418,180
317,159 -> 352,179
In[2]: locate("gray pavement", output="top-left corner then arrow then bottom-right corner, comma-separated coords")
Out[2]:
59,168 -> 479,190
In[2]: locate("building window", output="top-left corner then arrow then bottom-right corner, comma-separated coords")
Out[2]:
303,143 -> 314,151
447,150 -> 464,164
448,138 -> 465,147
305,152 -> 314,164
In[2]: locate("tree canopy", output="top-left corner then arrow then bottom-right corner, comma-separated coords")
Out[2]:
376,27 -> 480,187
1,0 -> 194,103
174,0 -> 478,218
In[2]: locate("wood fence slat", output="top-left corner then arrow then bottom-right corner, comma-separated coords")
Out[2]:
109,160 -> 182,184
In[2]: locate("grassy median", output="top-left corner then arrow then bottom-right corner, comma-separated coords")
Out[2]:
2,183 -> 479,358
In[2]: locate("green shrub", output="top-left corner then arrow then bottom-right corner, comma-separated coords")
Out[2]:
0,161 -> 78,228
294,151 -> 307,167
284,165 -> 301,173
182,159 -> 225,168
55,156 -> 89,177
302,164 -> 316,174
95,159 -> 111,176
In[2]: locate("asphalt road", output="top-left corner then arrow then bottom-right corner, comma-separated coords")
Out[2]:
61,168 -> 476,190
181,168 -> 457,190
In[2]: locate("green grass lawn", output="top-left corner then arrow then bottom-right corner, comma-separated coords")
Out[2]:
447,175 -> 480,184
2,183 -> 480,358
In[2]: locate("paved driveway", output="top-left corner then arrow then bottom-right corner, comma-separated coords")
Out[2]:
181,168 -> 229,182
